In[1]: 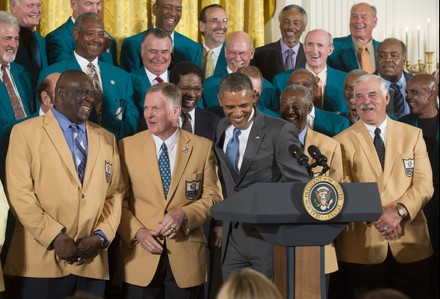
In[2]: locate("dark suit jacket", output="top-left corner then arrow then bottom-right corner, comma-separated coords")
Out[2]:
379,71 -> 413,117
15,30 -> 47,88
328,34 -> 381,73
273,65 -> 348,114
45,17 -> 118,66
120,30 -> 202,73
314,107 -> 350,137
0,62 -> 34,181
253,40 -> 306,83
214,110 -> 309,261
38,55 -> 139,141
194,108 -> 220,142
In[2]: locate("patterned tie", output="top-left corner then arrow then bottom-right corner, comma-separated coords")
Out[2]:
1,64 -> 26,120
159,142 -> 171,197
359,44 -> 373,73
203,49 -> 214,79
85,63 -> 103,123
226,128 -> 241,173
314,76 -> 324,109
71,124 -> 87,183
373,128 -> 385,170
389,83 -> 404,116
154,76 -> 164,84
181,111 -> 192,133
284,48 -> 295,70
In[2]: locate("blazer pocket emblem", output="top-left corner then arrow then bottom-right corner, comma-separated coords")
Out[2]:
403,158 -> 414,177
105,161 -> 112,183
185,180 -> 201,200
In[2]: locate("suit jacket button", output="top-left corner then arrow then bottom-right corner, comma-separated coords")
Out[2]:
81,194 -> 85,199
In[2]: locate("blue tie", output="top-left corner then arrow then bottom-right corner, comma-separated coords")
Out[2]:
226,128 -> 241,173
71,124 -> 87,183
159,142 -> 171,197
389,83 -> 404,116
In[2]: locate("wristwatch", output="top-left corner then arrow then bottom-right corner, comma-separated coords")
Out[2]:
396,204 -> 409,219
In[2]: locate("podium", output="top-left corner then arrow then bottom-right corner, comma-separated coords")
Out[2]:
211,182 -> 382,299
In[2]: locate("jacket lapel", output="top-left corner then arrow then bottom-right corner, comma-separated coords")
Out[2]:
354,122 -> 383,180
82,123 -> 100,189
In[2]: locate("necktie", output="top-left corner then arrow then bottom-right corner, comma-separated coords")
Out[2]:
181,111 -> 192,133
389,83 -> 404,116
204,49 -> 214,79
284,48 -> 295,70
158,142 -> 171,197
155,76 -> 164,84
359,44 -> 373,73
71,124 -> 87,183
373,128 -> 385,170
314,76 -> 323,109
1,65 -> 26,120
85,63 -> 103,123
226,128 -> 241,173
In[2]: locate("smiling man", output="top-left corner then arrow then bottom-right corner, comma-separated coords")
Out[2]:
9,0 -> 47,87
4,69 -> 123,299
38,13 -> 138,141
253,4 -> 307,83
120,0 -> 201,73
328,2 -> 380,73
334,74 -> 433,299
214,72 -> 309,281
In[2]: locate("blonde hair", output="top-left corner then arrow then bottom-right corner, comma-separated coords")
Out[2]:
216,268 -> 282,299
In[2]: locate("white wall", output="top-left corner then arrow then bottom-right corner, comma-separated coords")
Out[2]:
264,0 -> 439,64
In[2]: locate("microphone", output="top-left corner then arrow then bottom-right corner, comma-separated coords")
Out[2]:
288,144 -> 313,178
307,145 -> 330,176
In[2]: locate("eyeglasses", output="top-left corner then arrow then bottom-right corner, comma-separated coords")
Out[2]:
180,87 -> 203,94
207,18 -> 228,24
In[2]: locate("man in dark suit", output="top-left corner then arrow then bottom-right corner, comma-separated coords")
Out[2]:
169,61 -> 221,298
214,73 -> 309,280
38,13 -> 138,141
45,0 -> 117,65
400,74 -> 439,299
328,2 -> 380,73
0,11 -> 34,182
287,68 -> 349,137
273,29 -> 348,115
253,4 -> 307,83
198,4 -> 228,79
120,0 -> 202,73
10,0 -> 47,88
377,38 -> 412,118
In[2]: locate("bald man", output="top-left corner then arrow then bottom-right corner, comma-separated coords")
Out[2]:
37,72 -> 60,115
343,69 -> 368,124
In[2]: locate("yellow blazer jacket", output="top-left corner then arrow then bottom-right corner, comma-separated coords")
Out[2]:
4,110 -> 123,279
118,129 -> 222,288
0,180 -> 9,291
304,128 -> 343,274
334,117 -> 434,264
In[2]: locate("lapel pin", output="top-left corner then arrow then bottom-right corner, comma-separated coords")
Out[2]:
255,135 -> 260,139
182,148 -> 188,153
110,80 -> 115,85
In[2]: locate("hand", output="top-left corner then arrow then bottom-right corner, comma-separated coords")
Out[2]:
209,226 -> 222,248
53,233 -> 78,263
373,206 -> 404,240
77,235 -> 102,260
158,209 -> 186,238
136,228 -> 164,254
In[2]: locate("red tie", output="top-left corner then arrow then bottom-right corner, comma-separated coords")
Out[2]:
1,64 -> 26,120
155,76 -> 164,84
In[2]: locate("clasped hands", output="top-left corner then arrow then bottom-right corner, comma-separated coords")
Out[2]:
373,206 -> 404,241
136,209 -> 186,254
53,233 -> 102,265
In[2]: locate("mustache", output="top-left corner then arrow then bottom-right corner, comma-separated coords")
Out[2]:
360,103 -> 375,110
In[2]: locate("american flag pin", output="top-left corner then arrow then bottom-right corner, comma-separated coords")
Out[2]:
255,135 -> 260,139
110,80 -> 115,85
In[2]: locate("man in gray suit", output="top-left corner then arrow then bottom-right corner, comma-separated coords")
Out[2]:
214,73 -> 309,280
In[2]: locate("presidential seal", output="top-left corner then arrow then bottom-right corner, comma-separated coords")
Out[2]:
302,176 -> 344,221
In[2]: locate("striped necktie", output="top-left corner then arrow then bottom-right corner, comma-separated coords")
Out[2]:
71,124 -> 87,183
